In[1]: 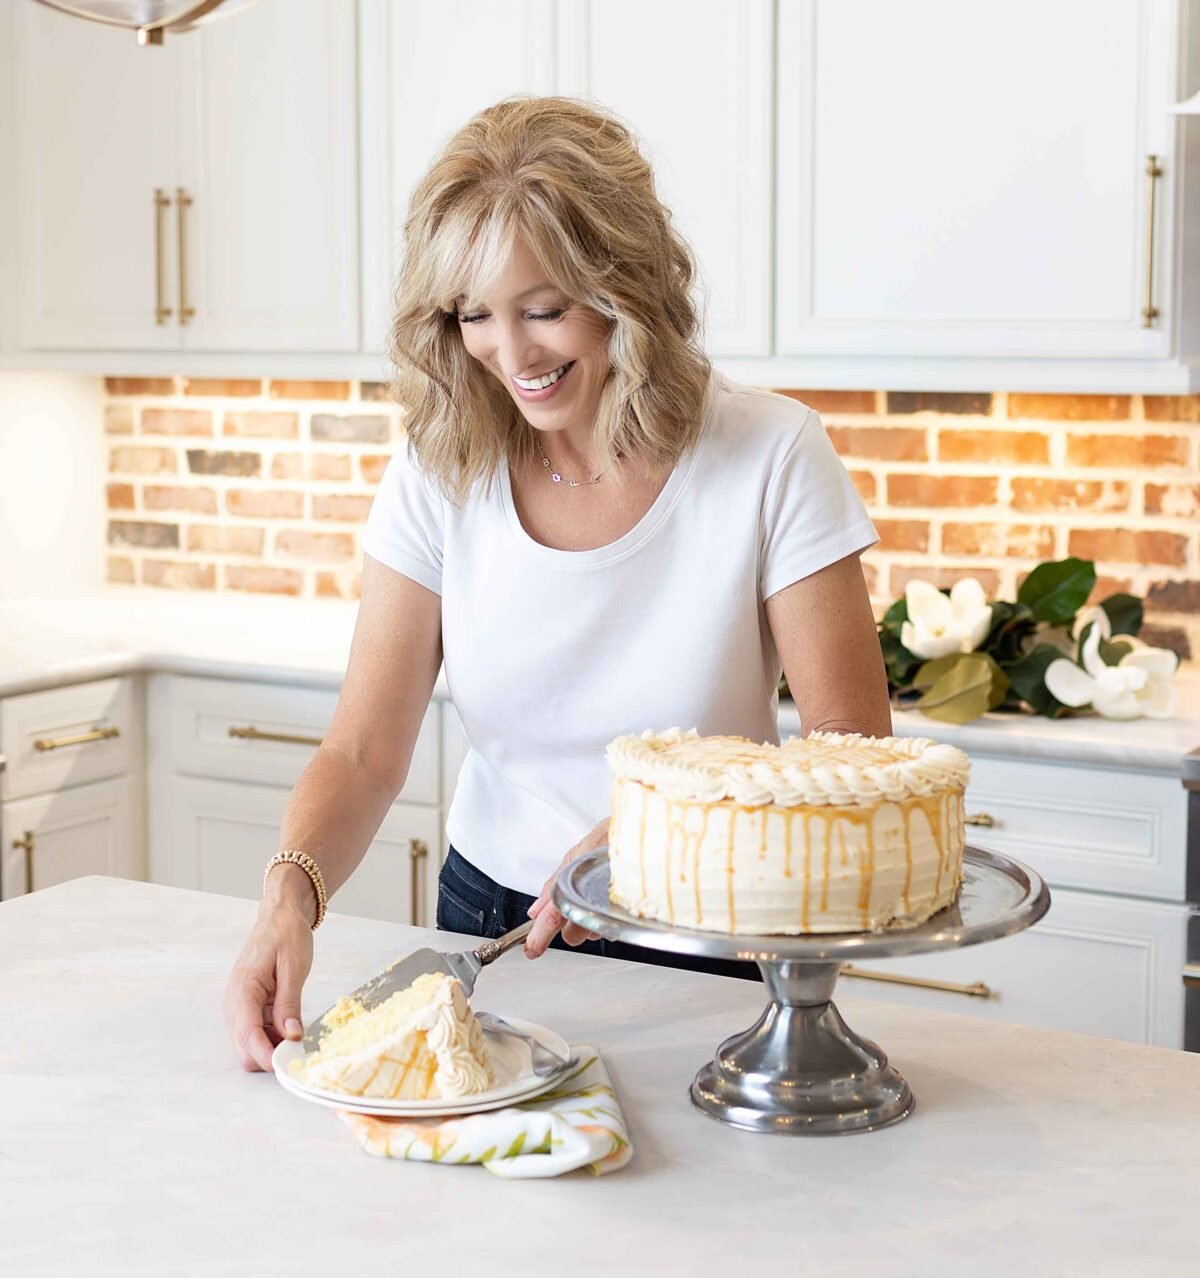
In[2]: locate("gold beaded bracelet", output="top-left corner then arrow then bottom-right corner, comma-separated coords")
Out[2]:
263,849 -> 328,930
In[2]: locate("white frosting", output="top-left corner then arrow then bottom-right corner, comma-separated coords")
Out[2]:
302,975 -> 491,1099
606,730 -> 969,935
606,728 -> 970,808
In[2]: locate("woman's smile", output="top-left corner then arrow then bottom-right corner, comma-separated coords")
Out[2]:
510,359 -> 576,402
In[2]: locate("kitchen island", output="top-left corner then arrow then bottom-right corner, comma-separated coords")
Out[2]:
2,876 -> 1197,1276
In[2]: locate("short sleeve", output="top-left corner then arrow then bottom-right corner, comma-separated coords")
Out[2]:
759,408 -> 878,602
361,440 -> 444,595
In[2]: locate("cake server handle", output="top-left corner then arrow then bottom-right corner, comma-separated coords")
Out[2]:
474,919 -> 534,967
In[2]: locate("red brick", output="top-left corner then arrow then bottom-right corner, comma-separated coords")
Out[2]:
106,482 -> 135,511
1146,580 -> 1200,613
268,380 -> 351,400
109,445 -> 177,475
311,413 -> 390,444
186,525 -> 265,556
1138,623 -> 1191,660
142,560 -> 217,590
1144,482 -> 1200,519
315,569 -> 363,600
886,474 -> 998,507
312,494 -> 374,523
942,522 -> 1056,559
181,378 -> 262,397
107,520 -> 179,550
1068,528 -> 1189,567
873,519 -> 930,552
1088,576 -> 1135,604
888,564 -> 1002,597
773,389 -> 877,415
274,529 -> 356,562
106,556 -> 135,584
1143,394 -> 1200,423
1009,393 -> 1131,421
225,489 -> 304,519
104,377 -> 175,396
1010,478 -> 1130,513
1066,434 -> 1188,468
141,408 -> 213,437
938,430 -> 1050,465
827,426 -> 927,462
359,381 -> 393,403
272,452 -> 353,482
223,411 -> 299,440
104,405 -> 134,435
144,485 -> 218,514
225,565 -> 304,595
360,454 -> 392,485
887,392 -> 992,415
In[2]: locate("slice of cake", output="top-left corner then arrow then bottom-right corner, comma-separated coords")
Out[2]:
606,728 -> 970,935
293,971 -> 492,1100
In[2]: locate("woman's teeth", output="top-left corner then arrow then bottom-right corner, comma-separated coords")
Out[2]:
514,362 -> 572,390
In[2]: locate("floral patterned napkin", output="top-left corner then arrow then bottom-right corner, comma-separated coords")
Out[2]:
335,1047 -> 632,1179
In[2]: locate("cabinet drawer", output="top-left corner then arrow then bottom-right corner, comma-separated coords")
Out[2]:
163,675 -> 439,804
1,677 -> 136,802
838,889 -> 1191,1048
964,755 -> 1187,901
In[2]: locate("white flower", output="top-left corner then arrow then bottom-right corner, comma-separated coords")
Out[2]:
1044,610 -> 1178,719
900,578 -> 993,660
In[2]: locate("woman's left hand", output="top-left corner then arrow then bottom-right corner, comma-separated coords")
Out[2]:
524,818 -> 609,958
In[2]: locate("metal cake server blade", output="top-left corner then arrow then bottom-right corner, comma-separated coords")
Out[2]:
300,919 -> 533,1053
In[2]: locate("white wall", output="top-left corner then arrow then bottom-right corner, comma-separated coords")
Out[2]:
0,372 -> 104,597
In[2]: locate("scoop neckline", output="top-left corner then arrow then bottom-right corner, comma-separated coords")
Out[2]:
498,369 -> 722,568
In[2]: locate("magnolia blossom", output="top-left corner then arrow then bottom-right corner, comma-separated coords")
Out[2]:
1045,608 -> 1178,720
900,578 -> 993,660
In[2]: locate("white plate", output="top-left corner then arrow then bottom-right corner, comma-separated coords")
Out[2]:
272,1015 -> 574,1118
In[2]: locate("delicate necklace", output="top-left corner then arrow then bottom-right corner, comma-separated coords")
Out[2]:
535,432 -> 602,487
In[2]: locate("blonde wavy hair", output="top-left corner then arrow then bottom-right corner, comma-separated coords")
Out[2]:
385,94 -> 712,503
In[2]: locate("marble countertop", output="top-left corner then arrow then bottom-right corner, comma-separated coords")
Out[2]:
1,587 -> 1197,772
2,875 -> 1197,1276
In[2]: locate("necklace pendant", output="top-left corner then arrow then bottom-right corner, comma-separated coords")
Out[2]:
551,472 -> 562,483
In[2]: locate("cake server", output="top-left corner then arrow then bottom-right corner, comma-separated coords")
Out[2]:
301,919 -> 534,1052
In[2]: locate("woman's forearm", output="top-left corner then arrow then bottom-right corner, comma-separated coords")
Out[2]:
263,744 -> 402,921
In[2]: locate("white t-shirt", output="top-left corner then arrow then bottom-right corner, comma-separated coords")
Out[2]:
362,369 -> 878,895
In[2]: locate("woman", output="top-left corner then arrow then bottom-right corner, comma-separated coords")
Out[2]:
223,96 -> 890,1073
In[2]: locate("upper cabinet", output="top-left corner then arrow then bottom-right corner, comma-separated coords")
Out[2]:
12,0 -> 359,354
775,0 -> 1195,377
6,0 -> 1200,390
358,0 -> 772,358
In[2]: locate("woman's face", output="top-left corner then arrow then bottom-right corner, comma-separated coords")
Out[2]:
454,235 -> 611,434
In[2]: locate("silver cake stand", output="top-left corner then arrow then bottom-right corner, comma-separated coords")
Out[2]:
554,844 -> 1050,1136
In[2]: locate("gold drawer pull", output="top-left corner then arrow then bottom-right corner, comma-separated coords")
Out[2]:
965,812 -> 995,828
410,839 -> 429,928
176,186 -> 195,326
228,726 -> 323,748
12,829 -> 34,893
34,726 -> 120,753
1184,965 -> 1200,989
154,187 -> 173,324
841,963 -> 993,1000
1143,153 -> 1164,327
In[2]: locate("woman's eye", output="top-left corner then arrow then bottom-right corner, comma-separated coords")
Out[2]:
529,310 -> 564,321
457,312 -> 484,324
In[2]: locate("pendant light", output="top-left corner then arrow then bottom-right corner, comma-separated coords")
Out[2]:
31,0 -> 263,46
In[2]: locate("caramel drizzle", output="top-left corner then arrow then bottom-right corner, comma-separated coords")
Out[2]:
900,805 -> 913,912
725,809 -> 735,931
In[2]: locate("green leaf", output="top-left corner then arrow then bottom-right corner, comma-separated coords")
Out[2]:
1098,637 -> 1134,666
880,596 -> 909,637
1099,592 -> 1143,637
1003,643 -> 1071,717
981,600 -> 1037,665
1017,557 -> 1096,625
879,629 -> 923,688
913,652 -> 1008,724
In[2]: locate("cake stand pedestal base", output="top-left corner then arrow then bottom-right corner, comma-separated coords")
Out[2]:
689,960 -> 912,1135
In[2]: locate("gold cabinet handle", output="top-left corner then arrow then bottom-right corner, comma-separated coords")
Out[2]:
12,830 -> 34,893
410,838 -> 429,927
1183,965 -> 1200,988
154,187 -> 173,324
228,726 -> 324,748
964,812 -> 996,828
1144,153 -> 1164,327
841,963 -> 993,1000
176,186 -> 195,326
33,726 -> 120,753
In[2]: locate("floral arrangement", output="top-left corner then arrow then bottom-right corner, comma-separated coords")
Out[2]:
877,557 -> 1179,725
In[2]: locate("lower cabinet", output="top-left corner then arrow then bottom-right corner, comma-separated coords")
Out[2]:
838,887 -> 1190,1049
159,774 -> 442,926
2,775 -> 139,894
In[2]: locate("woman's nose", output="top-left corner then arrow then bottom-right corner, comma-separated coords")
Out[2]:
495,322 -> 542,377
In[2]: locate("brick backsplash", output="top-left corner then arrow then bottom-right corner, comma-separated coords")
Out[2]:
103,378 -> 1200,661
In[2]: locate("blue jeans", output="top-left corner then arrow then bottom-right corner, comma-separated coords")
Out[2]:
436,846 -> 761,982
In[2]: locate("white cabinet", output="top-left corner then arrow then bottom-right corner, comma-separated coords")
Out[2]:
146,673 -> 448,926
12,0 -> 359,354
359,0 -> 772,358
0,677 -> 145,898
775,0 -> 1196,372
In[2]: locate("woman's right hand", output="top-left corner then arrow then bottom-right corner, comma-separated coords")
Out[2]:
223,874 -> 315,1072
